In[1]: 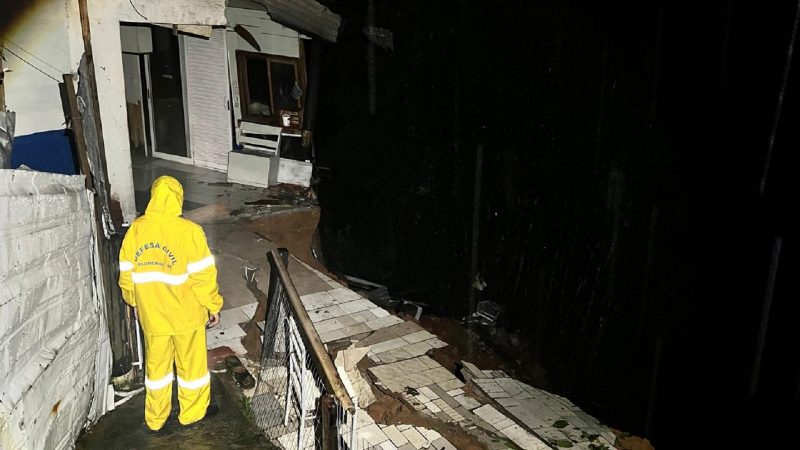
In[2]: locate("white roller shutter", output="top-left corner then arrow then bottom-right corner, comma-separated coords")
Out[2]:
184,29 -> 232,171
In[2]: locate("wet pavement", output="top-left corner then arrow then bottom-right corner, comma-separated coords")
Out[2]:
75,374 -> 275,449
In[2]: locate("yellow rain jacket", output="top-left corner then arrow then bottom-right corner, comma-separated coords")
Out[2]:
118,176 -> 223,335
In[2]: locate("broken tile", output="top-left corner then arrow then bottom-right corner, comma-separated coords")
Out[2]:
371,307 -> 391,318
425,401 -> 442,413
500,424 -> 550,450
425,337 -> 448,349
338,323 -> 372,338
380,440 -> 398,450
472,404 -> 508,427
360,423 -> 390,446
220,306 -> 249,325
370,337 -> 409,354
328,287 -> 362,302
314,317 -> 347,334
339,298 -> 375,314
401,427 -> 428,449
438,378 -> 465,391
239,302 -> 258,320
423,367 -> 456,384
300,291 -> 338,310
398,340 -> 431,358
366,315 -> 405,330
417,386 -> 439,400
402,329 -> 436,344
308,305 -> 347,322
431,437 -> 458,450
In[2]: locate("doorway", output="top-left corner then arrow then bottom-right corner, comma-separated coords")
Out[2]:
145,26 -> 190,163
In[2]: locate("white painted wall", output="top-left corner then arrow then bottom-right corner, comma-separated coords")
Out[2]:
120,24 -> 153,54
225,7 -> 303,126
0,170 -> 111,450
1,0 -> 82,135
89,0 -> 227,221
3,0 -> 227,221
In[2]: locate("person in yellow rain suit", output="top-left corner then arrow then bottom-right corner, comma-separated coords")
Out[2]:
118,176 -> 224,431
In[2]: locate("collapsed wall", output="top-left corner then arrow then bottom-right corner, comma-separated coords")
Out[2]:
0,170 -> 111,449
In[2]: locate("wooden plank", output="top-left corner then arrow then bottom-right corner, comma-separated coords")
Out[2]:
63,74 -> 94,190
0,47 -> 5,109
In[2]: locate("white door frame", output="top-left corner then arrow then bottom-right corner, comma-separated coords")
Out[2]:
145,39 -> 194,165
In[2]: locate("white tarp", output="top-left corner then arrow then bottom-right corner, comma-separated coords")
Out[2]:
0,170 -> 111,449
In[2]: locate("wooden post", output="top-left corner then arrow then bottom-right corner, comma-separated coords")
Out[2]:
77,0 -> 112,195
63,74 -> 94,189
1,47 -> 6,109
319,394 -> 337,450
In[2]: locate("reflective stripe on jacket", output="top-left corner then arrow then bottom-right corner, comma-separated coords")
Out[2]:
118,176 -> 224,336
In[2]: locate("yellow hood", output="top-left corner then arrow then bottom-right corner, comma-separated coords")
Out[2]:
145,176 -> 184,218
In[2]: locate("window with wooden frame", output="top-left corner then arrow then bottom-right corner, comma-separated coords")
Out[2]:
236,51 -> 305,128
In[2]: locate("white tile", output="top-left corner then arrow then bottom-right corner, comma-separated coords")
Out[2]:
424,337 -> 449,349
383,425 -> 410,447
438,378 -> 466,391
220,306 -> 249,325
314,317 -> 347,334
419,428 -> 441,442
414,394 -> 431,404
417,386 -> 439,400
402,330 -> 437,344
328,287 -> 362,302
308,305 -> 347,322
425,401 -> 442,413
300,291 -> 338,310
423,367 -> 456,383
370,307 -> 390,318
360,423 -> 390,446
240,302 -> 258,319
366,315 -> 404,330
499,424 -> 550,450
473,404 -> 508,427
453,394 -> 482,410
319,328 -> 349,343
380,441 -> 398,450
370,337 -> 408,354
401,427 -> 428,449
401,340 -> 433,358
431,437 -> 458,450
339,298 -> 375,314
206,323 -> 246,348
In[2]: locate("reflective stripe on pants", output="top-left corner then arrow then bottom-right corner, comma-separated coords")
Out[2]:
143,327 -> 210,430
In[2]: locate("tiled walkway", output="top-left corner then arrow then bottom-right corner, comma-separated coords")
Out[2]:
134,157 -> 618,449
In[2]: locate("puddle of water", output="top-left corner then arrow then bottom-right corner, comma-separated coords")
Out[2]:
75,374 -> 276,449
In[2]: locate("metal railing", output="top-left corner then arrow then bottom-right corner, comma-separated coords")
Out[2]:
251,249 -> 358,450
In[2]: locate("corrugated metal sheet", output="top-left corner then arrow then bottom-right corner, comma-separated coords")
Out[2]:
184,30 -> 233,172
254,0 -> 341,43
0,171 -> 111,449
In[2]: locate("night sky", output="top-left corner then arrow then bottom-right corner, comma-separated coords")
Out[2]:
313,1 -> 800,447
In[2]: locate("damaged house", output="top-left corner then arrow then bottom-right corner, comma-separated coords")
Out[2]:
1,0 -> 339,447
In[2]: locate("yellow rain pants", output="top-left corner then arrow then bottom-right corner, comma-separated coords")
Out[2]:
143,327 -> 210,429
118,176 -> 224,430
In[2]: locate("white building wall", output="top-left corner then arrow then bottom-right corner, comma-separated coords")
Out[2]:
2,0 -> 227,222
0,170 -> 111,450
1,0 -> 82,136
90,0 -> 227,221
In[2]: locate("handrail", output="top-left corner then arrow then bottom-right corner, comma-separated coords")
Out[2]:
267,249 -> 356,413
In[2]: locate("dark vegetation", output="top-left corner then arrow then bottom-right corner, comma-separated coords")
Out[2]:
313,1 -> 800,447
